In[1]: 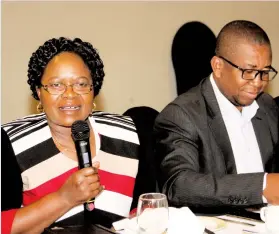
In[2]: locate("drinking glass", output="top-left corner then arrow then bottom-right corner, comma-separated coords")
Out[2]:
136,193 -> 169,234
260,205 -> 279,234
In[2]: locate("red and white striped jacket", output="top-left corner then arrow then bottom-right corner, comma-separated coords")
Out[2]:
2,111 -> 139,225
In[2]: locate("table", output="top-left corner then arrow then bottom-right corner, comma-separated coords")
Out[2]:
43,207 -> 266,234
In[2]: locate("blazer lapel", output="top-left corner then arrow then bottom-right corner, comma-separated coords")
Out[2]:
252,108 -> 273,172
201,78 -> 237,174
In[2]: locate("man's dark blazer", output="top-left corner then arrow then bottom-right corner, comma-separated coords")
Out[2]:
154,77 -> 279,209
1,128 -> 23,211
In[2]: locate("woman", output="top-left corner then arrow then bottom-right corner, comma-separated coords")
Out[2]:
2,37 -> 139,234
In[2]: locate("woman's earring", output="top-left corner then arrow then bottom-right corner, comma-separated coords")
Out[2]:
92,102 -> 96,111
37,102 -> 44,113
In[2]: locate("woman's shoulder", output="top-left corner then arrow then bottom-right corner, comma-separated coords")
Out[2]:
90,111 -> 139,145
91,111 -> 136,131
2,113 -> 47,138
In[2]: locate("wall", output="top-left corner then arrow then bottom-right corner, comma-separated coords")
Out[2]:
2,2 -> 279,123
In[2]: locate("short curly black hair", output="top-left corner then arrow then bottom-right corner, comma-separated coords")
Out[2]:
27,37 -> 105,100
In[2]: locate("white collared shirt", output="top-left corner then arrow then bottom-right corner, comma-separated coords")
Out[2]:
210,75 -> 267,202
210,74 -> 264,174
210,74 -> 267,203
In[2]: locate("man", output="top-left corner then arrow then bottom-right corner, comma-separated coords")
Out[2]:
275,96 -> 279,107
154,20 -> 279,210
1,128 -> 23,234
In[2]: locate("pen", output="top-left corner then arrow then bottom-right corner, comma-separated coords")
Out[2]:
226,214 -> 264,223
218,217 -> 255,227
242,229 -> 259,233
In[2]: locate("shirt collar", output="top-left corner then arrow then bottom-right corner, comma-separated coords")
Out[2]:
210,73 -> 259,123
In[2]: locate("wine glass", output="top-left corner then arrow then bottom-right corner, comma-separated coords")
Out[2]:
136,193 -> 169,234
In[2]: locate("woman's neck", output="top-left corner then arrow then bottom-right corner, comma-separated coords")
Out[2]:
48,119 -> 96,156
48,121 -> 76,153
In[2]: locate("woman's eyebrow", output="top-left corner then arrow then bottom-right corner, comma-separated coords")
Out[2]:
47,76 -> 90,80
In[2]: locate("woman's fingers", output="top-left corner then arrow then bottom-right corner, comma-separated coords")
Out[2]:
85,173 -> 100,184
79,167 -> 95,176
92,161 -> 100,169
90,184 -> 105,198
58,163 -> 104,206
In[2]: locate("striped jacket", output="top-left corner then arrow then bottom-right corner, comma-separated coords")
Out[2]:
2,111 -> 139,222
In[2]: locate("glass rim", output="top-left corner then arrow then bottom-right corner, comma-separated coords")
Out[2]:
40,83 -> 93,95
217,55 -> 278,81
139,193 -> 167,201
46,90 -> 92,95
242,70 -> 277,81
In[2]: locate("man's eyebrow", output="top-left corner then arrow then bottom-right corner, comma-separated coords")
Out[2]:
264,65 -> 272,69
246,63 -> 257,68
246,64 -> 272,69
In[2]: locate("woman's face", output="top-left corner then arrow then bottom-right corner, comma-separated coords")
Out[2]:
37,52 -> 94,128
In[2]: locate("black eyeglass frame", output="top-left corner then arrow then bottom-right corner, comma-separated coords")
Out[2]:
40,83 -> 94,95
218,55 -> 278,81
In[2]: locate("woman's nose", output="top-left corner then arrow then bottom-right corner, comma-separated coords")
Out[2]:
61,84 -> 78,98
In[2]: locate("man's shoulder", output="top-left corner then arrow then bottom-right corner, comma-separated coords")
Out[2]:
257,92 -> 276,103
165,84 -> 204,115
2,113 -> 47,138
155,84 -> 207,129
175,86 -> 202,104
257,92 -> 279,113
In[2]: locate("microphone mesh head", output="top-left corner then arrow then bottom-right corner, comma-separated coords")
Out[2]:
71,120 -> 90,141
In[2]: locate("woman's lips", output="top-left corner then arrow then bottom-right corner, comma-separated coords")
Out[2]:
59,105 -> 81,111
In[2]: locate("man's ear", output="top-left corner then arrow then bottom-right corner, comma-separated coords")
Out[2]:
211,56 -> 223,78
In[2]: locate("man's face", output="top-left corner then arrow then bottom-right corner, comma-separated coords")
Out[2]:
212,41 -> 271,109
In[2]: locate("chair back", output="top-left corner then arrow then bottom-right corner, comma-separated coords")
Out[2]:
123,106 -> 159,210
172,21 -> 216,95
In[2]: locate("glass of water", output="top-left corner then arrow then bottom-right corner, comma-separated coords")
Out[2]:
136,193 -> 169,234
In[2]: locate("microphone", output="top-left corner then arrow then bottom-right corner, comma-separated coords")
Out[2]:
71,120 -> 92,169
71,120 -> 95,211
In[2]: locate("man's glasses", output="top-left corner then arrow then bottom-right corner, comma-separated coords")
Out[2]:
218,56 -> 278,81
40,82 -> 93,95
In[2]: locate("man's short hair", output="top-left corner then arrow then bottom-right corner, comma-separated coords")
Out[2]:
215,20 -> 271,57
